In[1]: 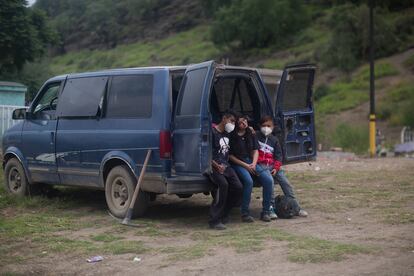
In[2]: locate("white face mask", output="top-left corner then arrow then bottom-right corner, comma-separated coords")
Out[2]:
261,126 -> 272,136
225,122 -> 235,133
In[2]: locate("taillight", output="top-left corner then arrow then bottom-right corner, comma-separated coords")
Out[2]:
159,130 -> 172,159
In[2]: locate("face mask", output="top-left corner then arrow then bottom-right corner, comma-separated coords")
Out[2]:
225,122 -> 235,133
261,126 -> 272,136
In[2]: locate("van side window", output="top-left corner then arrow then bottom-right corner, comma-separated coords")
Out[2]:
177,68 -> 207,115
106,75 -> 153,118
57,77 -> 108,117
32,82 -> 61,118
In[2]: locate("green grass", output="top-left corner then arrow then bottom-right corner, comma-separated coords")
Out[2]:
49,25 -> 220,75
315,62 -> 399,115
377,81 -> 414,127
403,53 -> 414,71
161,224 -> 374,263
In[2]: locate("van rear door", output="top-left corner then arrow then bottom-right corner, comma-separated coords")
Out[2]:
274,64 -> 316,164
173,61 -> 215,175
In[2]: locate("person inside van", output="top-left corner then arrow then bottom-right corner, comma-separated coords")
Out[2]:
209,110 -> 243,230
229,114 -> 261,222
257,116 -> 309,219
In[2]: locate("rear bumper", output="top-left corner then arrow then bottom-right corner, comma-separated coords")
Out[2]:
166,175 -> 214,194
141,173 -> 214,195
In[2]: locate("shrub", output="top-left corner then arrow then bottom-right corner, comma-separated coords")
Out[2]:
211,0 -> 308,49
331,122 -> 369,154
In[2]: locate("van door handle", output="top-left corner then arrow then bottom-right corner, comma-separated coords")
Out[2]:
202,133 -> 208,142
50,131 -> 55,145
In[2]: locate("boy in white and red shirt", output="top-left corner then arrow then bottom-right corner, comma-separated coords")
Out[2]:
256,116 -> 308,219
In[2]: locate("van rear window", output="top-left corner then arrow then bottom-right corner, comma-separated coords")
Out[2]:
177,67 -> 207,115
282,71 -> 311,112
106,75 -> 153,118
57,77 -> 108,117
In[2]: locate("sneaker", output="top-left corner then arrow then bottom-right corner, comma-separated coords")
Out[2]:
221,215 -> 230,224
241,215 -> 255,223
209,222 -> 226,230
260,213 -> 271,222
298,209 -> 308,217
269,206 -> 278,220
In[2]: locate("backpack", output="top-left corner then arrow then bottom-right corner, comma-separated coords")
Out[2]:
274,195 -> 296,219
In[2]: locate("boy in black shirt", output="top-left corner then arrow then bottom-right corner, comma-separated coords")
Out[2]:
209,110 -> 243,230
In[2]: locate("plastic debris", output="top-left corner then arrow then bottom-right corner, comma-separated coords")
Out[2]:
347,217 -> 352,221
133,257 -> 141,262
87,256 -> 104,263
315,166 -> 321,171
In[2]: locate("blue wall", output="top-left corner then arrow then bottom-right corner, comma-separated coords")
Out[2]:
0,85 -> 26,106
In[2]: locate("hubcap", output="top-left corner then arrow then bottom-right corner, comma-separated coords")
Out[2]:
111,177 -> 129,209
9,167 -> 22,192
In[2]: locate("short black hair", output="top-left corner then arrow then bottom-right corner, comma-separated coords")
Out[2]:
260,115 -> 274,125
222,109 -> 237,119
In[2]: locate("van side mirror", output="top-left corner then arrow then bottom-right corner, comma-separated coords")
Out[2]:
12,108 -> 28,120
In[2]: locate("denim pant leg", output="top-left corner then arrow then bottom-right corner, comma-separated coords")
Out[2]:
256,165 -> 274,214
232,164 -> 254,216
274,169 -> 301,212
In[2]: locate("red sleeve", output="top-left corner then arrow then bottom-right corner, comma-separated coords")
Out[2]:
273,160 -> 282,171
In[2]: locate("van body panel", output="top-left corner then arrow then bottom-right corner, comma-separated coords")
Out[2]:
275,64 -> 317,163
56,69 -> 170,187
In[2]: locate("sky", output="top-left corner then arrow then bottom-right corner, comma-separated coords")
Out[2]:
27,0 -> 36,6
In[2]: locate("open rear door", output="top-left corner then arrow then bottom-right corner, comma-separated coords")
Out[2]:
275,64 -> 316,164
173,61 -> 215,176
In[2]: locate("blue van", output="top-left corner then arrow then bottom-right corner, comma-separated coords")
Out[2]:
2,61 -> 316,218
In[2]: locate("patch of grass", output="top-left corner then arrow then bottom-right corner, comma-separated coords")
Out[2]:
102,240 -> 148,255
288,169 -> 414,224
377,82 -> 414,127
91,233 -> 124,242
403,53 -> 414,71
160,223 -> 374,263
49,25 -> 220,74
331,122 -> 369,154
315,62 -> 398,114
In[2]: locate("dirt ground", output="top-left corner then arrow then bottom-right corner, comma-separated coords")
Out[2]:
1,157 -> 414,276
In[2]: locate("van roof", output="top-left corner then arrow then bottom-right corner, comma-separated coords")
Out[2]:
46,66 -> 188,83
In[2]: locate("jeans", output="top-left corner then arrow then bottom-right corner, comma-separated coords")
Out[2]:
232,158 -> 274,215
272,169 -> 301,214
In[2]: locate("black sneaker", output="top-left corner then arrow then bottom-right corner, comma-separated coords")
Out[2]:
241,215 -> 255,223
221,215 -> 230,224
209,222 -> 226,230
260,213 -> 271,222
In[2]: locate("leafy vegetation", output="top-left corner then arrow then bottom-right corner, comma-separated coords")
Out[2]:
211,0 -> 308,49
0,0 -> 56,74
49,25 -> 219,74
377,82 -> 414,127
315,62 -> 398,114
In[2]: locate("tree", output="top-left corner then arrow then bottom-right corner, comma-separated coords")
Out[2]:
211,0 -> 308,49
322,3 -> 397,72
0,0 -> 56,74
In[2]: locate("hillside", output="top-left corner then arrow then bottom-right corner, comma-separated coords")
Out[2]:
8,0 -> 414,154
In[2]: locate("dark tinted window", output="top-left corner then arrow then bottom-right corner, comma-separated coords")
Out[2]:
177,67 -> 207,115
106,75 -> 153,118
213,78 -> 253,113
57,77 -> 108,117
282,71 -> 311,112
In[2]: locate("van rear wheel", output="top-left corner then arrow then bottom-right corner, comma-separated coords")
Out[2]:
105,165 -> 149,218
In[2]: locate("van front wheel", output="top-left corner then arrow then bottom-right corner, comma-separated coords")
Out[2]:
4,158 -> 30,196
105,165 -> 149,218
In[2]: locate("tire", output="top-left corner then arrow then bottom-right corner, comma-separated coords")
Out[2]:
4,158 -> 29,196
105,165 -> 149,218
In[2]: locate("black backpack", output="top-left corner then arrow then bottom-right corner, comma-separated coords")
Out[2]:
274,195 -> 297,219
